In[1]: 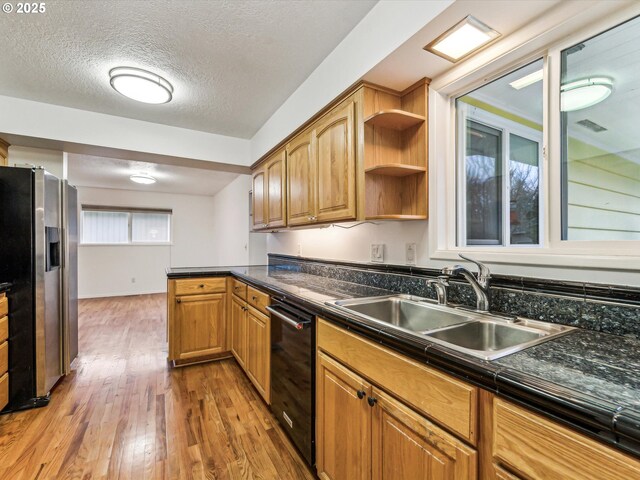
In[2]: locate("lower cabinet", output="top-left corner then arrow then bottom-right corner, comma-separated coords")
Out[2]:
173,293 -> 226,361
230,282 -> 271,404
230,294 -> 248,368
246,306 -> 270,403
317,349 -> 476,480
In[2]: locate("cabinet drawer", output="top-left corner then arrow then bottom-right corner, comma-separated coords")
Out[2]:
0,296 -> 7,318
174,277 -> 226,296
0,316 -> 7,343
247,286 -> 270,315
0,372 -> 7,411
493,398 -> 640,480
231,279 -> 247,300
0,341 -> 7,375
317,319 -> 478,444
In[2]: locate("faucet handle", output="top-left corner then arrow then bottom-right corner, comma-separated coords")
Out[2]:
458,254 -> 491,282
428,275 -> 450,286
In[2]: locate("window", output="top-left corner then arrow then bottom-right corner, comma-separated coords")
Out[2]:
81,206 -> 171,244
561,15 -> 640,241
456,59 -> 543,247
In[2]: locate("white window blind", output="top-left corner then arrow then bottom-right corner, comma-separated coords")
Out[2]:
81,206 -> 172,245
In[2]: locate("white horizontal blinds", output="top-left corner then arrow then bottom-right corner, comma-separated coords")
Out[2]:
81,206 -> 172,244
132,213 -> 170,243
81,211 -> 129,244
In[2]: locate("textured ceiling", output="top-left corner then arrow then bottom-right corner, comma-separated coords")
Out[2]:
0,0 -> 377,138
67,153 -> 240,196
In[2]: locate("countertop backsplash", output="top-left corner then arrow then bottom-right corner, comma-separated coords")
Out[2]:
268,254 -> 640,339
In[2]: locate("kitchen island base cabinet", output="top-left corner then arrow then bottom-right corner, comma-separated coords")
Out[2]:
167,277 -> 229,364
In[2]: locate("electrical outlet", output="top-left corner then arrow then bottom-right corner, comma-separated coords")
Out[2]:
297,243 -> 302,256
370,244 -> 384,263
406,243 -> 417,265
131,277 -> 136,283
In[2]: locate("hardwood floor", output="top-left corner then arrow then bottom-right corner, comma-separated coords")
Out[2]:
0,294 -> 315,480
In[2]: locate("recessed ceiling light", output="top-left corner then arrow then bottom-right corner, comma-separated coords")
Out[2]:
561,77 -> 613,112
424,15 -> 500,63
130,174 -> 156,185
109,67 -> 173,104
510,69 -> 544,90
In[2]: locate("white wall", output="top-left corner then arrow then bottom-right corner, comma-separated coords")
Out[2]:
8,146 -> 64,178
250,0 -> 453,159
78,187 -> 217,298
210,175 -> 268,266
0,95 -> 251,167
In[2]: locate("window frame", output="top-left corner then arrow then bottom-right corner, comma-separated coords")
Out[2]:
80,205 -> 173,246
456,103 -> 544,248
429,4 -> 640,274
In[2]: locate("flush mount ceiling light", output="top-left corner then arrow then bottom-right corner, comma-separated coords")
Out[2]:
561,77 -> 613,111
130,174 -> 156,185
424,15 -> 500,63
109,67 -> 173,104
510,69 -> 544,90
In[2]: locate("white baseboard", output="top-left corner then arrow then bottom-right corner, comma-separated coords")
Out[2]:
79,289 -> 166,299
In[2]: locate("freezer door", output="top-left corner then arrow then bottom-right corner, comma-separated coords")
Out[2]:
62,181 -> 79,373
34,170 -> 63,396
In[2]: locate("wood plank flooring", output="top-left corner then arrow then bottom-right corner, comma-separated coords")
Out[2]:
0,294 -> 315,480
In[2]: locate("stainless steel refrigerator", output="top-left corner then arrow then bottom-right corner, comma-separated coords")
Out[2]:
0,166 -> 78,411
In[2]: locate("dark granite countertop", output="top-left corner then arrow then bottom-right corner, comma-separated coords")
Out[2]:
166,265 -> 640,456
0,282 -> 11,293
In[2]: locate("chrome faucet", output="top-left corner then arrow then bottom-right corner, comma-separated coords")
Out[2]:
427,276 -> 450,305
441,254 -> 492,312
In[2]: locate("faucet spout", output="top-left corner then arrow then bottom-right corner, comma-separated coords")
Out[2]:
440,255 -> 491,311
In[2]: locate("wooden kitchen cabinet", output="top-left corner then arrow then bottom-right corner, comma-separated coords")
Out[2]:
167,277 -> 229,363
253,148 -> 287,230
489,396 -> 640,480
0,140 -> 9,167
246,306 -> 270,403
317,318 -> 478,479
286,128 -> 316,226
229,279 -> 271,404
317,351 -> 372,480
314,100 -> 357,223
230,294 -> 247,368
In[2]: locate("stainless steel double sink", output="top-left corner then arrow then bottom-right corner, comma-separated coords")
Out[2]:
327,295 -> 574,360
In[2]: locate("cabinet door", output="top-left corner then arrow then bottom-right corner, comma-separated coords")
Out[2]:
287,130 -> 316,226
371,388 -> 477,480
265,149 -> 287,228
252,167 -> 267,230
175,293 -> 226,361
316,352 -> 371,480
314,101 -> 356,223
230,295 -> 247,368
246,307 -> 270,403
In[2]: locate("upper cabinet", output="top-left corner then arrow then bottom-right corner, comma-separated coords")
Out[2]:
363,80 -> 429,220
287,129 -> 315,226
251,78 -> 429,229
315,100 -> 357,223
0,140 -> 9,167
252,148 -> 287,231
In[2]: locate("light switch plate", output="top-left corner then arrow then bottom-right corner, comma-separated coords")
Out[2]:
406,243 -> 417,265
370,244 -> 384,263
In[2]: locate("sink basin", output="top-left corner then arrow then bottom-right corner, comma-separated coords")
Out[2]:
330,295 -> 473,333
327,295 -> 575,360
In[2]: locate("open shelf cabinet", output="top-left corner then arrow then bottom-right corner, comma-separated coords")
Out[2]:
363,79 -> 429,220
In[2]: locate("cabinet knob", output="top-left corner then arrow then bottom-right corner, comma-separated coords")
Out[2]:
252,296 -> 257,301
367,396 -> 377,407
199,284 -> 205,288
356,390 -> 365,400
176,298 -> 181,304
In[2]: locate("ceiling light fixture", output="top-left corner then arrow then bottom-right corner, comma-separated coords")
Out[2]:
424,15 -> 500,63
109,67 -> 173,104
561,77 -> 613,112
130,174 -> 156,185
510,69 -> 544,90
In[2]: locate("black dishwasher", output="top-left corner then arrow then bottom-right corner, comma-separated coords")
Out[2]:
267,298 -> 315,467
